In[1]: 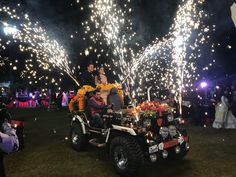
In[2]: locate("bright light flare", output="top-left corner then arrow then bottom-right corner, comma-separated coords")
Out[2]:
200,81 -> 207,88
3,26 -> 18,35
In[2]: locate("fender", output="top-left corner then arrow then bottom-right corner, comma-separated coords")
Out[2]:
112,125 -> 137,136
71,115 -> 87,134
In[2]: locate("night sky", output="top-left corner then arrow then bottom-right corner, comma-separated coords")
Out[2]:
0,0 -> 236,85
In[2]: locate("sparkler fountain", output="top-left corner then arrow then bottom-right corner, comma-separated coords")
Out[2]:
0,5 -> 80,87
0,1 -> 215,114
82,0 -> 214,113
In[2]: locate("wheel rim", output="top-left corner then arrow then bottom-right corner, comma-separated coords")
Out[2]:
71,129 -> 79,144
114,146 -> 128,170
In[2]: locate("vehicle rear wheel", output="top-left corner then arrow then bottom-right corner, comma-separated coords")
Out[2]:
110,136 -> 144,177
69,122 -> 88,151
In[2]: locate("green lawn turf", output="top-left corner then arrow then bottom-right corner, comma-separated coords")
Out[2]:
4,108 -> 236,177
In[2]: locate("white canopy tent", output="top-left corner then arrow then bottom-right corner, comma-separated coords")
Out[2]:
0,81 -> 11,88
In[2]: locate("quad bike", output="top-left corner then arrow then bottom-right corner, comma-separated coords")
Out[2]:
69,91 -> 189,177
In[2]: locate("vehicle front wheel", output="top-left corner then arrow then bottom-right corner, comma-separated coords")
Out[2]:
69,122 -> 88,151
170,142 -> 189,160
177,143 -> 189,159
110,136 -> 144,177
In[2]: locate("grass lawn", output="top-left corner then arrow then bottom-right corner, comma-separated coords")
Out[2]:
4,108 -> 236,177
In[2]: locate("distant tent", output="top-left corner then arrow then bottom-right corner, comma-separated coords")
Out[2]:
231,3 -> 236,27
0,81 -> 11,88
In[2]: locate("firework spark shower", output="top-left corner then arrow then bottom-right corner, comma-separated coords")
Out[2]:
0,5 -> 79,86
0,0 -> 214,101
83,0 -> 136,86
82,0 -> 214,102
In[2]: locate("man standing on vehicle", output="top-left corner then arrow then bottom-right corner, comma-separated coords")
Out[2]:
82,63 -> 96,88
69,63 -> 97,112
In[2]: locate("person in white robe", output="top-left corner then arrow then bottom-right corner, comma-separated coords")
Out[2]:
61,92 -> 69,107
213,92 -> 236,129
213,95 -> 229,128
225,109 -> 236,129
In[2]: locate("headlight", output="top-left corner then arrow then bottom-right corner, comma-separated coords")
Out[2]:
168,125 -> 177,137
175,117 -> 185,124
167,114 -> 174,122
159,127 -> 169,139
143,118 -> 152,128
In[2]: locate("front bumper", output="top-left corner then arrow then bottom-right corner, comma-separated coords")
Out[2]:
163,136 -> 189,149
148,136 -> 189,154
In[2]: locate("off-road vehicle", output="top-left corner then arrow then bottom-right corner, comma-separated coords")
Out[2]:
69,93 -> 189,177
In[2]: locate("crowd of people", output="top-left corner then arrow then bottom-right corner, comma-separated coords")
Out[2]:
185,84 -> 236,128
0,87 -> 74,110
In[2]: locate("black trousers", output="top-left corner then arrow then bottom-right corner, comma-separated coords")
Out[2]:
0,153 -> 5,177
91,113 -> 103,128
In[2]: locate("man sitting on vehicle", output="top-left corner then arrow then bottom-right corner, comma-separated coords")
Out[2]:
88,89 -> 110,128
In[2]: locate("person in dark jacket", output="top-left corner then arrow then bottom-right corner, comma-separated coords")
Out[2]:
107,88 -> 123,111
82,63 -> 96,88
56,91 -> 63,111
88,90 -> 109,128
